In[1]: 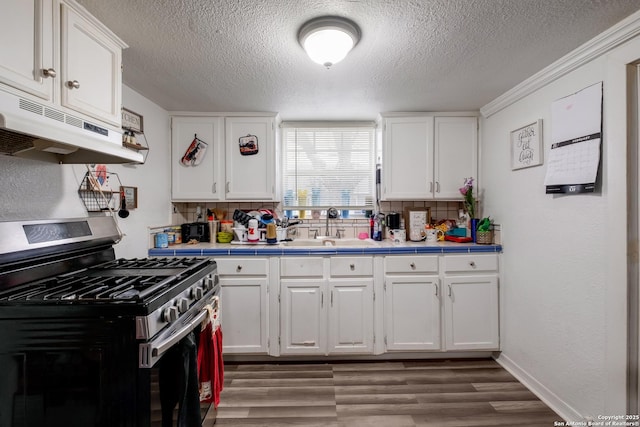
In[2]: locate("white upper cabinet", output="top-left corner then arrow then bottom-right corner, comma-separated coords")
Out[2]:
380,114 -> 478,200
433,116 -> 478,199
170,114 -> 278,201
381,116 -> 434,200
0,0 -> 55,101
171,116 -> 224,201
0,0 -> 127,128
60,2 -> 124,126
224,116 -> 276,200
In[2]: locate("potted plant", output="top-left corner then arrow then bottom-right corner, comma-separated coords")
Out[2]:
475,216 -> 493,244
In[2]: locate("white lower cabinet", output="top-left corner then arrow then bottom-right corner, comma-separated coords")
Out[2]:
279,257 -> 374,355
280,279 -> 326,355
384,275 -> 440,350
215,253 -> 499,357
217,258 -> 269,354
384,255 -> 440,351
442,255 -> 500,350
443,275 -> 499,350
329,279 -> 374,354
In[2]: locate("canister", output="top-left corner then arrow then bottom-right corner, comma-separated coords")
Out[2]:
154,233 -> 169,248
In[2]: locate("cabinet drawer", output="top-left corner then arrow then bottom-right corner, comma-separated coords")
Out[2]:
280,257 -> 324,277
216,258 -> 268,275
443,254 -> 498,273
330,257 -> 373,277
385,256 -> 438,273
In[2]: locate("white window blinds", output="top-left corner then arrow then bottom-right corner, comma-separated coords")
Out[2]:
282,125 -> 375,211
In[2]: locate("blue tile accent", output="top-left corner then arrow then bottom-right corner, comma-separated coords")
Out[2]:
149,243 -> 503,257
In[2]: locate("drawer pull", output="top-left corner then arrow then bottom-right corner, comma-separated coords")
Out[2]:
410,262 -> 416,269
349,264 -> 355,270
469,261 -> 476,268
236,265 -> 242,272
42,68 -> 57,78
434,283 -> 438,296
448,284 -> 452,297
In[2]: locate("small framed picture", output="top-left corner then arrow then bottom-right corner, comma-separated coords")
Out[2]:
404,207 -> 431,241
510,119 -> 543,170
120,186 -> 138,209
121,108 -> 144,133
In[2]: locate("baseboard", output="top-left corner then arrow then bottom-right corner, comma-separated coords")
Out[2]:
494,352 -> 583,422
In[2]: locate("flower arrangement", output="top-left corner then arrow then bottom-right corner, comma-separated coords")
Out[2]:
459,177 -> 476,219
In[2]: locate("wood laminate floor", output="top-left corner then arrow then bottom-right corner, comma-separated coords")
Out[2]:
213,358 -> 562,427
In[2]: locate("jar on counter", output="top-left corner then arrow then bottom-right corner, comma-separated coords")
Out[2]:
173,226 -> 182,244
154,233 -> 168,248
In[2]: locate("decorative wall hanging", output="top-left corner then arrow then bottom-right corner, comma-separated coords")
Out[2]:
544,81 -> 603,194
239,134 -> 259,155
181,134 -> 208,166
120,186 -> 138,209
121,108 -> 144,133
510,119 -> 543,170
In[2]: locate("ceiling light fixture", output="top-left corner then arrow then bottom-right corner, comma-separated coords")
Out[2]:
298,16 -> 360,69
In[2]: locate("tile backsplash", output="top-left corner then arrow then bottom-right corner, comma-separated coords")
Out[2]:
171,200 -> 466,239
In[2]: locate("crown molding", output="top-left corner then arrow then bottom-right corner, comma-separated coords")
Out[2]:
480,9 -> 640,118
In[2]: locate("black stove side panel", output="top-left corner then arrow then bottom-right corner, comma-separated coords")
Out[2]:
0,316 -> 140,427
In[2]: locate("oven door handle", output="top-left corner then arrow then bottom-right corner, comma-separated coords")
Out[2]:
139,309 -> 208,368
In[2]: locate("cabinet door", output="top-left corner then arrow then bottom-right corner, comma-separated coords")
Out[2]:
60,3 -> 122,126
171,116 -> 224,200
0,0 -> 54,100
329,279 -> 374,354
384,275 -> 441,351
220,277 -> 269,354
444,275 -> 499,350
434,116 -> 478,199
381,116 -> 434,200
225,116 -> 275,200
280,280 -> 326,355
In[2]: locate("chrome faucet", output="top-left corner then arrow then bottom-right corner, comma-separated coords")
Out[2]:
325,207 -> 338,237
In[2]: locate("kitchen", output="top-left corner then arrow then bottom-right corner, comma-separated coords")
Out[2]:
1,0 -> 640,426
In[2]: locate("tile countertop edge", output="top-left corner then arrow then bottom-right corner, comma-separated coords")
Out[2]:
148,243 -> 503,257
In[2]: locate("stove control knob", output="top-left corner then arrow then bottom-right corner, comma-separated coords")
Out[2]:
177,298 -> 189,313
163,306 -> 179,323
191,286 -> 204,300
203,277 -> 212,291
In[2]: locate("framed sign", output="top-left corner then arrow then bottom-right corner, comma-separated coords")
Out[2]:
122,108 -> 144,133
510,119 -> 543,170
120,186 -> 138,209
404,207 -> 431,241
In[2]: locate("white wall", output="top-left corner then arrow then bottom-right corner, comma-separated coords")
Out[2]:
481,22 -> 639,420
0,85 -> 171,258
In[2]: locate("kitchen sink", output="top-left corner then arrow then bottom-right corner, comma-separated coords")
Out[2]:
282,238 -> 378,247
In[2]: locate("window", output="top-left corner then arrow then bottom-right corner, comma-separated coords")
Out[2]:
281,123 -> 375,216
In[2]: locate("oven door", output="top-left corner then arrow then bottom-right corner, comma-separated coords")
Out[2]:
140,288 -> 220,427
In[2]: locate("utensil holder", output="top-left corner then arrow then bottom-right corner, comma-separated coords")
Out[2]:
476,230 -> 493,244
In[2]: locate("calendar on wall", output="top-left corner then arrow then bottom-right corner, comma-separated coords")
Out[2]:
544,82 -> 602,194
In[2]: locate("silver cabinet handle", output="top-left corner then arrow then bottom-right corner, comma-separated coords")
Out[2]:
321,292 -> 324,307
435,181 -> 440,193
42,68 -> 57,78
434,283 -> 438,296
410,262 -> 416,270
212,182 -> 217,193
469,261 -> 476,268
66,80 -> 80,89
331,290 -> 334,306
448,284 -> 452,297
429,181 -> 433,192
226,182 -> 230,193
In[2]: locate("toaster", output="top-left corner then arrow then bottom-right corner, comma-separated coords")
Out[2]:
181,222 -> 210,243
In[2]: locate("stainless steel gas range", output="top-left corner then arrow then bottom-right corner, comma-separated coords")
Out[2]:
0,216 -> 220,427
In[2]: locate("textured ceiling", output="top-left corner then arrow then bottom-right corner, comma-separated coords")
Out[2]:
77,0 -> 640,121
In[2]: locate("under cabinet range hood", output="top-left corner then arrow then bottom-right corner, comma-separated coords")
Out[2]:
0,90 -> 143,164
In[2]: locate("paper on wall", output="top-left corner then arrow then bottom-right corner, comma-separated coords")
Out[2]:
544,81 -> 602,194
